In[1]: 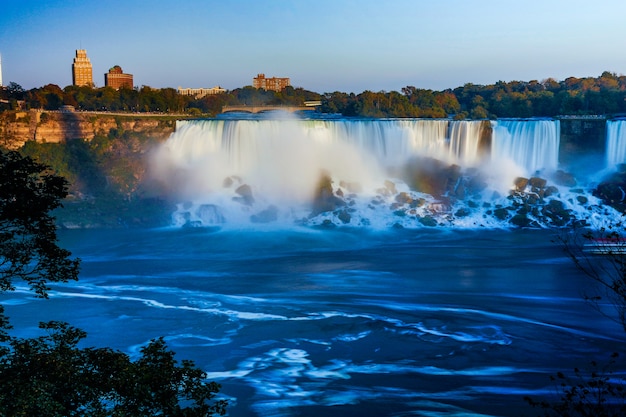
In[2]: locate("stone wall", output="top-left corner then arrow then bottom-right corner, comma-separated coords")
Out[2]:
558,117 -> 607,166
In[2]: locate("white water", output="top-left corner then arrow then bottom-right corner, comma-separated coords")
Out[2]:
150,117 -> 616,228
606,119 -> 626,168
491,119 -> 560,175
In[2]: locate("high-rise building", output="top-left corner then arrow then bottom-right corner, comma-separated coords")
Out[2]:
104,65 -> 133,90
72,49 -> 93,87
253,74 -> 290,92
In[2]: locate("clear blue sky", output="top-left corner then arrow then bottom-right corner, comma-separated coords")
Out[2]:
1,0 -> 625,93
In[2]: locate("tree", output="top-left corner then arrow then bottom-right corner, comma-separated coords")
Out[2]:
0,150 -> 79,300
525,223 -> 626,416
0,150 -> 227,416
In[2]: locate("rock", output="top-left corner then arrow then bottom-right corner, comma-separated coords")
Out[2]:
418,216 -> 438,227
553,170 -> 577,187
402,156 -> 451,197
511,213 -> 533,228
493,207 -> 510,220
395,192 -> 412,205
513,177 -> 529,192
455,208 -> 471,217
543,186 -> 559,198
337,209 -> 351,224
384,180 -> 397,195
529,177 -> 547,189
311,172 -> 346,216
576,195 -> 588,205
251,205 -> 278,223
233,184 -> 254,205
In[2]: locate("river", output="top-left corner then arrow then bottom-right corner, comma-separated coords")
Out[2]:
3,226 -> 624,416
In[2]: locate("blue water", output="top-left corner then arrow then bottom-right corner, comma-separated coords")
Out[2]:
2,227 -> 624,416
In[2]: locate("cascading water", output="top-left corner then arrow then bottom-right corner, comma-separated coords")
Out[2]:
490,119 -> 560,175
150,117 -> 609,229
606,119 -> 626,168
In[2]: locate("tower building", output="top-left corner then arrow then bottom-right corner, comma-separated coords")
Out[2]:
72,49 -> 93,87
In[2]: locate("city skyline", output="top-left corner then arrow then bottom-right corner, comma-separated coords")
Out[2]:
1,0 -> 626,93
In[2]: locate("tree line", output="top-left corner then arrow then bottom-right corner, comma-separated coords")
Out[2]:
1,71 -> 626,118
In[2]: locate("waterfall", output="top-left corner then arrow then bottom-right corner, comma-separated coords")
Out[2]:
152,118 -> 572,227
490,120 -> 560,175
448,120 -> 485,166
606,120 -> 626,168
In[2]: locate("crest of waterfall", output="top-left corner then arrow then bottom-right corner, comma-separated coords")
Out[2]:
491,120 -> 560,175
606,120 -> 626,168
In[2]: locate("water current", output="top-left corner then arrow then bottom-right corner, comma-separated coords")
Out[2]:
3,227 -> 625,416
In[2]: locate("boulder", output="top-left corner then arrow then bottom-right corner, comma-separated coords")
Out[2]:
553,170 -> 577,187
233,184 -> 254,205
250,205 -> 278,223
311,172 -> 346,216
513,177 -> 529,192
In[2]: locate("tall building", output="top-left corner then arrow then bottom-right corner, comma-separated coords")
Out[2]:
104,65 -> 133,90
72,49 -> 93,87
0,53 -> 3,87
253,74 -> 290,92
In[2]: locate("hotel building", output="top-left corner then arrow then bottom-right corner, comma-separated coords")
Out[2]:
72,49 -> 93,87
253,74 -> 290,92
105,65 -> 134,90
177,86 -> 226,99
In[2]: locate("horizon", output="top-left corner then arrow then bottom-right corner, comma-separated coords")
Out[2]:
1,0 -> 625,93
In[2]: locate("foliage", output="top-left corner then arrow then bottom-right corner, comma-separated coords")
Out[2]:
0,150 -> 227,416
525,353 -> 626,417
0,150 -> 79,298
0,322 -> 227,417
5,70 -> 626,118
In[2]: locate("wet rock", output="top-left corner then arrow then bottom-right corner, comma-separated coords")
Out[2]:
250,205 -> 278,223
493,207 -> 510,220
513,177 -> 529,192
395,192 -> 412,205
384,180 -> 397,195
542,199 -> 572,226
543,186 -> 559,198
233,184 -> 254,205
311,172 -> 346,216
553,170 -> 577,187
511,213 -> 533,228
455,208 -> 471,218
529,177 -> 547,189
576,195 -> 588,205
418,216 -> 438,227
402,157 -> 451,197
337,209 -> 351,224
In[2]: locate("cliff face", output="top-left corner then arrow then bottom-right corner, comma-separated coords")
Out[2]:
0,110 -> 177,149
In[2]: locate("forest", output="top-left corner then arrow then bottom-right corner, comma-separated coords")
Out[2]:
1,71 -> 626,118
